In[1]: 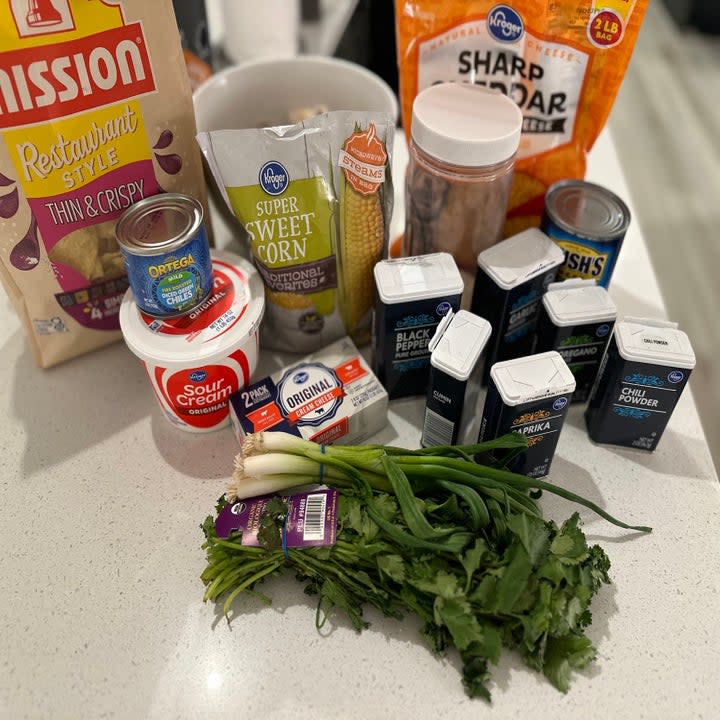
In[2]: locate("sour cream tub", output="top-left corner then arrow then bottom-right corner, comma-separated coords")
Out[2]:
120,250 -> 265,432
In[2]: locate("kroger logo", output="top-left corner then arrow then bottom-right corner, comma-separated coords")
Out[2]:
189,370 -> 207,382
259,161 -> 289,196
553,397 -> 568,411
487,4 -> 524,43
436,301 -> 452,317
597,324 -> 611,338
668,370 -> 684,384
293,371 -> 309,384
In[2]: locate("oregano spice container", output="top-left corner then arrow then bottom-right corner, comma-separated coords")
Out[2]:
404,83 -> 523,292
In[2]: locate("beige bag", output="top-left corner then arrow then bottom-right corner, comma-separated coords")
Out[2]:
0,0 -> 208,367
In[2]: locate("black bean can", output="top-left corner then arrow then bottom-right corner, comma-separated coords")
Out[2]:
585,318 -> 695,451
542,180 -> 630,289
478,351 -> 575,478
534,279 -> 617,403
372,253 -> 464,400
470,228 -> 564,383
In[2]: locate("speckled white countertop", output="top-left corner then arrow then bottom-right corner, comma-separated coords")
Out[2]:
1,130 -> 719,720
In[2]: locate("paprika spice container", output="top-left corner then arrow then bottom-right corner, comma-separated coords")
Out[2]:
404,83 -> 523,296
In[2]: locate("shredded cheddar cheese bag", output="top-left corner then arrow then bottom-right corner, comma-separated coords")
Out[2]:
0,0 -> 208,368
395,0 -> 649,237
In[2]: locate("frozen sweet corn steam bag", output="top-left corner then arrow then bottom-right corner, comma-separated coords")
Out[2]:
0,0 -> 208,368
395,0 -> 648,236
198,112 -> 394,353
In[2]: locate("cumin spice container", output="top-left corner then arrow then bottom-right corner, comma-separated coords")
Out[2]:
404,83 -> 523,292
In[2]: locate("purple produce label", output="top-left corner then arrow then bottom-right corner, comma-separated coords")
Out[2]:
215,487 -> 338,547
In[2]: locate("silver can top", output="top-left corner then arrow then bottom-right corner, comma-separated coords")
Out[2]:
545,180 -> 630,241
115,193 -> 203,257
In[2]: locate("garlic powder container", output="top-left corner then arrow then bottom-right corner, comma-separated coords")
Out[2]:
119,250 -> 265,432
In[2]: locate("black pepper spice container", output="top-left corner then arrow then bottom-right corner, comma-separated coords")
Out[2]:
372,253 -> 463,400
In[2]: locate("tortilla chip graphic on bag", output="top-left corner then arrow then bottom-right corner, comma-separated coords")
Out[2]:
48,226 -> 123,282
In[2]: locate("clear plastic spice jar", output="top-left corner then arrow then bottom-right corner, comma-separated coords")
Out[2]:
405,83 -> 523,284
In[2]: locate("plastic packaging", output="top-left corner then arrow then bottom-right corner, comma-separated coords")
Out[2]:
404,84 -> 522,284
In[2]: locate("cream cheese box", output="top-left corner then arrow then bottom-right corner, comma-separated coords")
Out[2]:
229,337 -> 388,445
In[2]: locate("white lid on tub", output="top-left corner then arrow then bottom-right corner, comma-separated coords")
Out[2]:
430,310 -> 492,381
615,316 -> 696,369
119,250 -> 265,366
490,351 -> 576,405
374,252 -> 464,304
411,83 -> 523,167
477,229 -> 565,291
542,279 -> 617,326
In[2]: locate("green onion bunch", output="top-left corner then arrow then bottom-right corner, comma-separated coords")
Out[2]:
201,432 -> 650,700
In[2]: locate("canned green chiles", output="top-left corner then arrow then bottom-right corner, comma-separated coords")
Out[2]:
116,193 -> 213,317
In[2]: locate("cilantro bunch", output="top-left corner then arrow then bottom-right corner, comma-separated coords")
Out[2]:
200,432 -> 649,700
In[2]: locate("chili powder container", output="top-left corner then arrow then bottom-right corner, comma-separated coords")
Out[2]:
421,309 -> 491,447
372,253 -> 463,400
585,317 -> 695,451
542,179 -> 630,289
116,193 -> 213,318
478,351 -> 575,479
534,279 -> 617,403
469,228 -> 564,382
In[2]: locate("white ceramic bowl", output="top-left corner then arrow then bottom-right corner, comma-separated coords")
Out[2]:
193,55 -> 399,131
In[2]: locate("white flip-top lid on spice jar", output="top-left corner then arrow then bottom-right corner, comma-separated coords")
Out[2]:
120,250 -> 265,368
411,83 -> 523,167
477,228 -> 565,291
490,351 -> 576,406
430,309 -> 491,381
374,252 -> 464,304
543,279 -> 617,326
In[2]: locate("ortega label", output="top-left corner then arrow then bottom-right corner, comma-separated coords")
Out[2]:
277,362 -> 344,426
141,261 -> 246,337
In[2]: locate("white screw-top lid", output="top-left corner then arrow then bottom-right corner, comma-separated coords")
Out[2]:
543,279 -> 617,326
411,83 -> 523,167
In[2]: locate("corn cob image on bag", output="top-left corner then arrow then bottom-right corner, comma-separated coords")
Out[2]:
198,112 -> 394,353
0,0 -> 209,368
